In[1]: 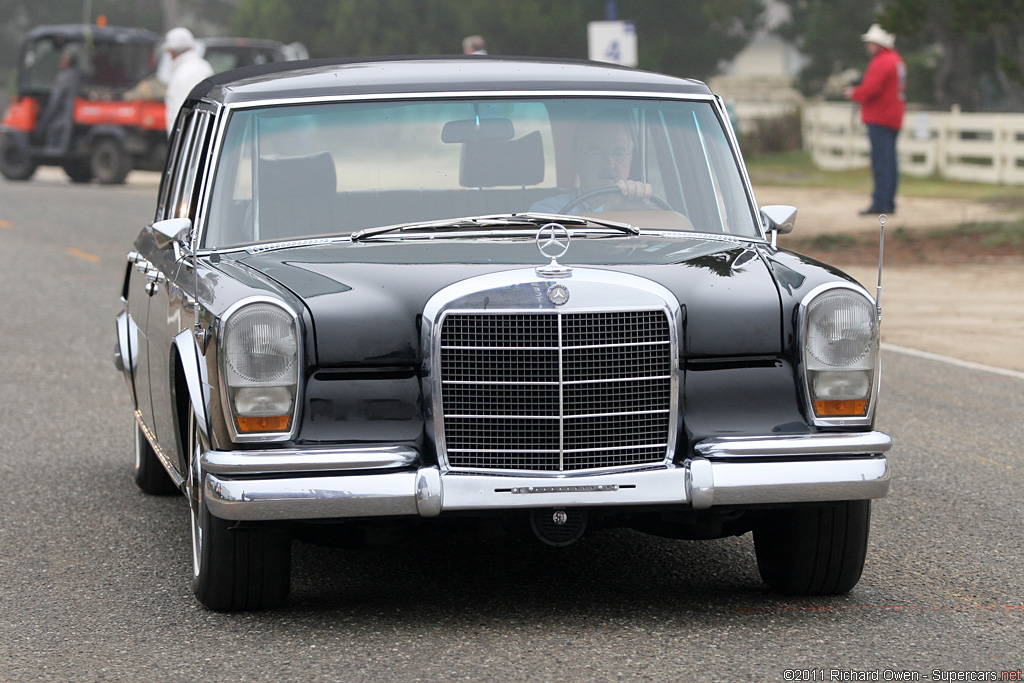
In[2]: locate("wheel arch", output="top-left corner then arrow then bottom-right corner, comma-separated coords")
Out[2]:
84,125 -> 130,147
172,329 -> 210,475
114,310 -> 139,407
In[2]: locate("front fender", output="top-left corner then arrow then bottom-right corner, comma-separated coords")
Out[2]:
173,329 -> 210,446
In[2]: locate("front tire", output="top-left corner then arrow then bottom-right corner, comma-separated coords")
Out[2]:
0,134 -> 38,181
187,408 -> 291,611
753,500 -> 871,595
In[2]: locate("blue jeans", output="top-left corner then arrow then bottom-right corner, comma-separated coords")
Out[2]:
867,124 -> 898,212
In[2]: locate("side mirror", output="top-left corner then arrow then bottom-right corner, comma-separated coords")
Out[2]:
152,217 -> 193,260
760,205 -> 797,235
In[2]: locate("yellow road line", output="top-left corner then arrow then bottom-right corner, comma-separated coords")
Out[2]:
65,246 -> 102,263
0,218 -> 12,229
976,454 -> 1015,470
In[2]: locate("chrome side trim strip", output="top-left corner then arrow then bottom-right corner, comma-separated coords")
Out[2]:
135,410 -> 185,488
694,431 -> 892,459
200,445 -> 419,475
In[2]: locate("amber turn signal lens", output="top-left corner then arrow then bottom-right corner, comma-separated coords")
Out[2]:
813,400 -> 868,417
236,416 -> 292,433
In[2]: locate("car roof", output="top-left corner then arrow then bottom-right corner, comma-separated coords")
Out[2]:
199,37 -> 287,51
193,56 -> 713,106
24,24 -> 159,45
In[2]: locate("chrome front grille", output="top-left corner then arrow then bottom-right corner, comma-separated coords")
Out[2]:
439,310 -> 673,472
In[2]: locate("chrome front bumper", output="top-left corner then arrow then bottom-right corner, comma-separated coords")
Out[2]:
202,432 -> 892,522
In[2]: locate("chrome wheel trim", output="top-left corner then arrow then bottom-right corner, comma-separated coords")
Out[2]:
133,422 -> 142,472
188,411 -> 204,579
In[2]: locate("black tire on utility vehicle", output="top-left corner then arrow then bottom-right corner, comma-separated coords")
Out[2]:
753,500 -> 871,596
63,159 -> 93,183
0,135 -> 38,181
90,137 -> 131,184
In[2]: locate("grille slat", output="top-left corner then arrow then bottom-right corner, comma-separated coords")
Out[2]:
439,310 -> 673,472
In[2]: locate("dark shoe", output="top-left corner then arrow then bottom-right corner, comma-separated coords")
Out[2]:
858,207 -> 895,216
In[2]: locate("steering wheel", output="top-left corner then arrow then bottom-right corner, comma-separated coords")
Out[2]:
560,185 -> 672,215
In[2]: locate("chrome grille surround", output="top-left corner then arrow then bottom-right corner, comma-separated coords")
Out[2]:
422,268 -> 680,476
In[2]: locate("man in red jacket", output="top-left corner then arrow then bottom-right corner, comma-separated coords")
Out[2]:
846,24 -> 906,215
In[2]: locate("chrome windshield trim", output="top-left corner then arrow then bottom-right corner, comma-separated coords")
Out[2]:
694,431 -> 892,459
219,89 -> 722,113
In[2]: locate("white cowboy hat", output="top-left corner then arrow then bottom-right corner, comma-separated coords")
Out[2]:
164,27 -> 197,53
861,24 -> 895,50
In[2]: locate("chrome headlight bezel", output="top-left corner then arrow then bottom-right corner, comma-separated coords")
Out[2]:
217,296 -> 303,444
798,282 -> 880,428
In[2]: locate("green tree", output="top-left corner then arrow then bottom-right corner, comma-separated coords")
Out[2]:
881,0 -> 1024,109
773,0 -> 879,97
232,0 -> 763,81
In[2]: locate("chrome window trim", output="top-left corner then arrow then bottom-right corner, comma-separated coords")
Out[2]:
422,267 -> 681,477
216,295 -> 304,444
216,89 -> 722,112
798,282 -> 881,428
187,98 -> 225,252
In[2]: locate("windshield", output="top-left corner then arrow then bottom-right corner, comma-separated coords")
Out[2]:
203,97 -> 759,248
20,35 -> 156,95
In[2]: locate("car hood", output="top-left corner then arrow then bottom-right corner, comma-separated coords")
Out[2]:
235,234 -> 783,367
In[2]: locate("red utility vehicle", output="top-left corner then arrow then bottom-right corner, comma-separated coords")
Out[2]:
0,23 -> 167,184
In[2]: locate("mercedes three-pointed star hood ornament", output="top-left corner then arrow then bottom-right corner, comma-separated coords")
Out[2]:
535,222 -> 573,279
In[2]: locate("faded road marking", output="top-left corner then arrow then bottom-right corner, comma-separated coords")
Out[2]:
883,342 -> 1024,381
0,218 -> 12,228
65,246 -> 102,263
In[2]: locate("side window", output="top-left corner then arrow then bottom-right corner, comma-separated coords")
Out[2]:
156,108 -> 213,223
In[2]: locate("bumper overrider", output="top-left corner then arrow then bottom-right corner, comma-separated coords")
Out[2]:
201,432 -> 891,521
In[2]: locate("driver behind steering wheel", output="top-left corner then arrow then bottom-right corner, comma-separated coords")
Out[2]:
531,112 -> 653,215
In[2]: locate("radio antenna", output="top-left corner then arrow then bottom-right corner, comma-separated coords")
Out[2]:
875,213 -> 886,323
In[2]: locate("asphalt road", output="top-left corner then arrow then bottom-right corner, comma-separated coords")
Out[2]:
1,173 -> 1022,682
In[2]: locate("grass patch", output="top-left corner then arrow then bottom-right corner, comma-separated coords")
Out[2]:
783,220 -> 1024,264
936,221 -> 1024,249
746,150 -> 1024,203
807,233 -> 858,250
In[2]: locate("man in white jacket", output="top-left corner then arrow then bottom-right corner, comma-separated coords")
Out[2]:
162,27 -> 214,136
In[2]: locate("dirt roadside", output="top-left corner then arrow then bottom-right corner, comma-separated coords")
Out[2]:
758,185 -> 1024,373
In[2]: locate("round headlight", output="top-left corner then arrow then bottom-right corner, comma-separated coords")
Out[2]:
224,303 -> 298,385
805,290 -> 877,370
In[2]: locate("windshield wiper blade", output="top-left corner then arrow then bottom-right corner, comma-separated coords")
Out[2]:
350,216 -> 531,242
501,212 -> 640,235
350,212 -> 639,242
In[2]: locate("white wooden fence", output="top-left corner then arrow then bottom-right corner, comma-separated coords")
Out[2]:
802,101 -> 1024,185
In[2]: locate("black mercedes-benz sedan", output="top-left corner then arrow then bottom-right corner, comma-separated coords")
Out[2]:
115,56 -> 891,610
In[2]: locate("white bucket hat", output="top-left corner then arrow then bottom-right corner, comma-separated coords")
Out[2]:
861,24 -> 895,50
